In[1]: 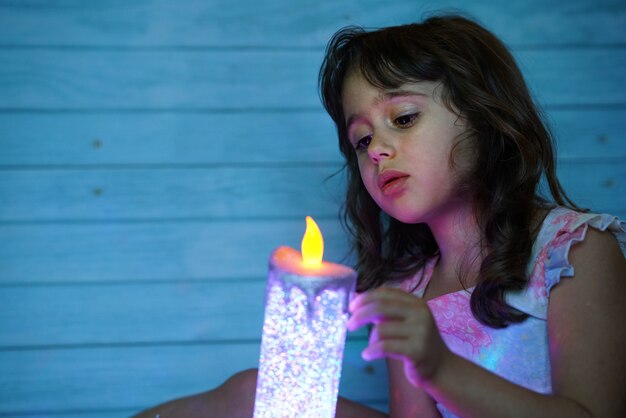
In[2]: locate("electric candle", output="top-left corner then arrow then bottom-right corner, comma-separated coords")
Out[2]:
253,216 -> 357,418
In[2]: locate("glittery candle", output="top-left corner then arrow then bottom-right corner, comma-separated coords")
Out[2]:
253,217 -> 357,418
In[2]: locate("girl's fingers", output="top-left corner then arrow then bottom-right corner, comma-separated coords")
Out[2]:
347,288 -> 426,331
362,339 -> 413,362
349,287 -> 416,312
347,298 -> 412,331
367,322 -> 429,358
369,321 -> 413,344
349,289 -> 449,384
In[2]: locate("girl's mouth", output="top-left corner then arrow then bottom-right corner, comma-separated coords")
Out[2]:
377,170 -> 410,195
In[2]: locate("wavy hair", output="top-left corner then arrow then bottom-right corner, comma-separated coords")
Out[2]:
318,15 -> 579,328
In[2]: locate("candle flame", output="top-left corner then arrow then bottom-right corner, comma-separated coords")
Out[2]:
301,216 -> 324,267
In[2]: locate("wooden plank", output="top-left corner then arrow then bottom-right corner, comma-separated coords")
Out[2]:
0,0 -> 624,47
0,161 -> 622,222
0,109 -> 624,166
0,342 -> 389,414
0,281 -> 266,347
0,219 -> 353,284
0,49 -> 624,110
0,112 -> 341,166
0,166 -> 346,221
0,49 -> 320,110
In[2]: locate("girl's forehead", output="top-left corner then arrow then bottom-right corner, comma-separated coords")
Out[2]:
341,71 -> 441,112
344,69 -> 441,98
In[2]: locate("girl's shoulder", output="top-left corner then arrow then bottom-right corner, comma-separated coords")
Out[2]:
535,206 -> 625,254
505,206 -> 625,319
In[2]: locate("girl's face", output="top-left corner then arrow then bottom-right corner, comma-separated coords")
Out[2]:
341,69 -> 473,226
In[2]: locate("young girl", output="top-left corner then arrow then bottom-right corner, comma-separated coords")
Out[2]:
134,14 -> 625,418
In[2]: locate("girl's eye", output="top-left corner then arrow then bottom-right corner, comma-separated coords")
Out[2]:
394,113 -> 419,127
355,135 -> 372,150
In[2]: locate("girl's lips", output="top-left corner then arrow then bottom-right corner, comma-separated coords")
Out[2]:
377,170 -> 410,195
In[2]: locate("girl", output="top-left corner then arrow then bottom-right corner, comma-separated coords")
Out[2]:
134,14 -> 625,418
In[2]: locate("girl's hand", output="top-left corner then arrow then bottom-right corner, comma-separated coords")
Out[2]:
347,287 -> 451,387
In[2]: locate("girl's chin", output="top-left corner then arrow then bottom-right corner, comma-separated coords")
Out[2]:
381,208 -> 424,224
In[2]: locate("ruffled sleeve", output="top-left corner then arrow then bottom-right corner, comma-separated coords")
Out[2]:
505,207 -> 625,320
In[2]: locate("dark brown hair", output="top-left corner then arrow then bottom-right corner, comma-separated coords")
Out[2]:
318,14 -> 579,328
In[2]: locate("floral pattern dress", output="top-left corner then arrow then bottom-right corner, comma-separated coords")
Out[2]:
391,207 -> 625,418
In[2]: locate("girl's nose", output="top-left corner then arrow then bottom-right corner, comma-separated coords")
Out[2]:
367,135 -> 394,164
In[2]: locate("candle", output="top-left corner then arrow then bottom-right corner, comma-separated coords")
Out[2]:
252,216 -> 357,418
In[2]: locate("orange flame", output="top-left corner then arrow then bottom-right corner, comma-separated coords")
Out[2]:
301,216 -> 324,267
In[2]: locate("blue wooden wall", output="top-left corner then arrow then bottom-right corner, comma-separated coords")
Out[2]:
0,0 -> 624,416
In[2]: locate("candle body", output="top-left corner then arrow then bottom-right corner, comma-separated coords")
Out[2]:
252,246 -> 357,418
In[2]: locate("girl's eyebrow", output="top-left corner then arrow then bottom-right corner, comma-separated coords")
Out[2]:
345,89 -> 428,131
384,89 -> 429,100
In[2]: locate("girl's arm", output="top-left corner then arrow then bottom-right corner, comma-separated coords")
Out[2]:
425,228 -> 625,418
387,359 -> 442,418
349,228 -> 626,418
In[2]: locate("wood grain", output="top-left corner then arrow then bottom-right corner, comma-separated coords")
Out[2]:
0,49 -> 625,110
0,166 -> 346,221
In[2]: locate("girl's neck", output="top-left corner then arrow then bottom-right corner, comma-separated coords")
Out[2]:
423,202 -> 549,299
427,202 -> 484,290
